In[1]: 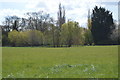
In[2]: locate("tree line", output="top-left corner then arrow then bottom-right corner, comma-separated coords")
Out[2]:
1,4 -> 120,47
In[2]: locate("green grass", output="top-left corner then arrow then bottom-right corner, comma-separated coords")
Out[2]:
0,48 -> 2,79
2,46 -> 118,78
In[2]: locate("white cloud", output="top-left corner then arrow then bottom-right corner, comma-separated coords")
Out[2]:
0,0 -> 119,2
0,0 -> 118,27
23,0 -> 112,27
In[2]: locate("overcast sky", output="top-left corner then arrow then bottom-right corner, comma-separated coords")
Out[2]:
0,0 -> 119,27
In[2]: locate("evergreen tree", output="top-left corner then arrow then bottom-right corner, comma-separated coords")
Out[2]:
91,6 -> 114,44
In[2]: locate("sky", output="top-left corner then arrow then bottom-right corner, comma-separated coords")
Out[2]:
0,0 -> 119,27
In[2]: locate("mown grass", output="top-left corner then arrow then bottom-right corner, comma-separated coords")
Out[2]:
2,46 -> 118,78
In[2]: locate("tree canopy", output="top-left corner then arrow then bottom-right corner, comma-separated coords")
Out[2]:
1,4 -> 118,47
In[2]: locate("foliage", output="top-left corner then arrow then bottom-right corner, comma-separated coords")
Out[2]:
87,19 -> 92,30
8,30 -> 19,46
84,29 -> 93,45
25,30 -> 43,46
91,6 -> 114,44
61,21 -> 84,47
8,30 -> 43,46
2,34 -> 9,46
110,23 -> 120,44
56,3 -> 66,47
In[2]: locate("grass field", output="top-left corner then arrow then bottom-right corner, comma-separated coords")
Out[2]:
0,47 -> 2,79
2,46 -> 118,78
